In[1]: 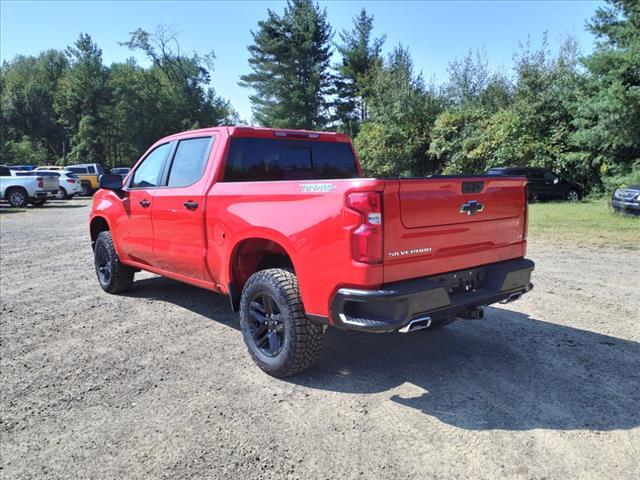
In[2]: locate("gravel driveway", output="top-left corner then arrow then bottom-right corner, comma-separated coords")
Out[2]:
1,199 -> 639,479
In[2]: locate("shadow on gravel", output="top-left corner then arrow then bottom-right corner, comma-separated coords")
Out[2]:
116,276 -> 640,432
0,208 -> 27,214
291,307 -> 640,432
40,202 -> 86,209
122,276 -> 239,330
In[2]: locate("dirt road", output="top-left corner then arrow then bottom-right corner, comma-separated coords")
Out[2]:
1,199 -> 639,479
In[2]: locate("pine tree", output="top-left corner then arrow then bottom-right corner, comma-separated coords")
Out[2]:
571,0 -> 640,186
333,9 -> 385,136
240,0 -> 333,129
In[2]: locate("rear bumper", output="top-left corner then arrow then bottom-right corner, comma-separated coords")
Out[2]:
329,258 -> 534,333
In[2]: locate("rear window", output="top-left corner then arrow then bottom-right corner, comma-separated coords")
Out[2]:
67,167 -> 88,174
65,173 -> 78,179
223,138 -> 358,182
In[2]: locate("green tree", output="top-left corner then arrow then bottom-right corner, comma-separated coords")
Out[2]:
571,0 -> 640,189
355,46 -> 445,176
333,8 -> 385,136
1,50 -> 68,163
55,33 -> 110,164
240,0 -> 333,129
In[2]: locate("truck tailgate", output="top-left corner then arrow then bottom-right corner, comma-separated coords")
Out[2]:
382,177 -> 528,283
42,176 -> 59,191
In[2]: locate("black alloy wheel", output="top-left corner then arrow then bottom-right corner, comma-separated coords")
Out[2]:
248,291 -> 286,357
95,242 -> 113,286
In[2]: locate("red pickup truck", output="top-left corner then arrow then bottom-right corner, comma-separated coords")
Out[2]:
90,127 -> 534,377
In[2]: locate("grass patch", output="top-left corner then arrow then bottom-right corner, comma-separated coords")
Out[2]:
528,199 -> 639,249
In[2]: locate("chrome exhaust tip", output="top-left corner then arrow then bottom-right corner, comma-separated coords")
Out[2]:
501,292 -> 523,304
399,316 -> 432,333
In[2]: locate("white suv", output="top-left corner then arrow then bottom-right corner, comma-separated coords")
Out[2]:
34,170 -> 83,199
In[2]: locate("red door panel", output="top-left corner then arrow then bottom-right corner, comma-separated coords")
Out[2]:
152,189 -> 207,280
117,189 -> 156,266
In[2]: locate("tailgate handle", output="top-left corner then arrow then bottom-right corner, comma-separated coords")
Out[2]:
462,181 -> 484,194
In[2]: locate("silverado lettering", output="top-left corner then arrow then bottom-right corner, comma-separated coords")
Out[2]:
90,127 -> 534,377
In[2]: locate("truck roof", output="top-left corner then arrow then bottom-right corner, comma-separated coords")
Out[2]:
162,126 -> 352,143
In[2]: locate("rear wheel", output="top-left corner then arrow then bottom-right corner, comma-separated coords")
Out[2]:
6,188 -> 28,208
81,181 -> 92,196
56,187 -> 68,200
565,189 -> 580,202
239,268 -> 324,378
94,231 -> 134,293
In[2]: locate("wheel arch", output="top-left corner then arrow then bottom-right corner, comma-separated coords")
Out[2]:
227,236 -> 298,311
4,185 -> 28,199
90,216 -> 111,250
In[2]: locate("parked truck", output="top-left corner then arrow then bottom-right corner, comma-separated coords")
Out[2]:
1,165 -> 59,207
89,127 -> 534,377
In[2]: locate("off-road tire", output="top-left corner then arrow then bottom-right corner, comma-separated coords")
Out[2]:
94,231 -> 134,294
6,187 -> 28,208
239,268 -> 324,378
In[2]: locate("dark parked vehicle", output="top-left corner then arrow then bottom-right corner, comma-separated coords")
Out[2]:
611,185 -> 640,216
109,167 -> 130,179
486,167 -> 584,201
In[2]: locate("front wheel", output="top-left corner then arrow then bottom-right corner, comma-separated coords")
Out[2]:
565,189 -> 580,202
239,268 -> 325,378
94,231 -> 134,293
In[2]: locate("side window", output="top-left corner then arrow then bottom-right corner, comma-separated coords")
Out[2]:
166,137 -> 212,187
544,170 -> 557,181
130,143 -> 171,188
87,166 -> 96,174
527,170 -> 544,180
1,166 -> 13,176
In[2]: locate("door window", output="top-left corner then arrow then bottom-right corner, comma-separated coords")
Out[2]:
166,137 -> 212,187
130,143 -> 171,188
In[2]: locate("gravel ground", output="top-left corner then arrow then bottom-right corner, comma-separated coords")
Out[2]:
1,198 -> 639,480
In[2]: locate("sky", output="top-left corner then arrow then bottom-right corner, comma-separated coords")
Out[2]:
1,0 -> 604,121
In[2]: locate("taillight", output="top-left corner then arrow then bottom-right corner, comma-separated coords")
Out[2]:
347,192 -> 383,264
66,179 -> 75,184
524,189 -> 529,240
37,177 -> 44,188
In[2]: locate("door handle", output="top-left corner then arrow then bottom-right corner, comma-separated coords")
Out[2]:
183,200 -> 198,210
139,199 -> 150,208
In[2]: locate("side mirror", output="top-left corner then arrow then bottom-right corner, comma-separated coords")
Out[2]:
553,177 -> 560,184
99,173 -> 123,191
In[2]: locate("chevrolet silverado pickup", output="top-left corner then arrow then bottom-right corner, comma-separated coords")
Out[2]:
1,165 -> 59,207
89,127 -> 534,377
